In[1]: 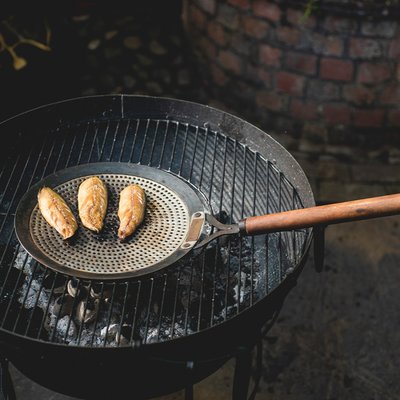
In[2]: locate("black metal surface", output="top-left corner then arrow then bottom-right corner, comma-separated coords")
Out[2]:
0,95 -> 314,362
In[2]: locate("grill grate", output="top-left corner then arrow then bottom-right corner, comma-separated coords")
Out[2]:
0,105 -> 311,348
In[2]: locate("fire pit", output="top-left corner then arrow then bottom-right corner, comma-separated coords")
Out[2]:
0,95 -> 398,399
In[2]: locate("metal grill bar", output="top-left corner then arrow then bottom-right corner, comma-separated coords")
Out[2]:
24,268 -> 46,336
138,119 -> 150,163
183,261 -> 194,335
149,120 -> 160,166
128,120 -> 139,163
116,282 -> 130,346
87,122 -> 100,164
130,280 -> 141,343
76,122 -> 90,164
50,281 -> 69,342
171,269 -> 181,338
89,282 -> 105,347
224,139 -> 237,319
36,272 -> 59,340
210,135 -> 228,326
156,275 -> 167,342
237,146 -> 248,312
143,278 -> 154,344
157,121 -> 169,169
74,281 -> 89,344
277,172 -> 283,284
12,261 -> 39,332
103,283 -> 117,347
0,153 -> 22,212
197,132 -> 218,331
250,152 -> 258,306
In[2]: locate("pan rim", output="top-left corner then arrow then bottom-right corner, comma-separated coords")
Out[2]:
14,162 -> 208,280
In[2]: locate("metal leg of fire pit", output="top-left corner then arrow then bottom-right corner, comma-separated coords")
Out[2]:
232,346 -> 253,400
231,339 -> 264,400
184,361 -> 194,400
314,225 -> 326,272
247,341 -> 263,400
0,358 -> 16,400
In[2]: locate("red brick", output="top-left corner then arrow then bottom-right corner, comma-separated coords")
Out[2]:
361,21 -> 397,38
322,16 -> 358,34
353,109 -> 385,127
388,109 -> 400,126
257,68 -> 272,86
389,38 -> 400,58
207,22 -> 228,46
276,26 -> 301,46
323,104 -> 351,125
343,85 -> 375,106
242,15 -> 269,39
211,64 -> 229,86
276,71 -> 305,96
379,84 -> 400,105
256,91 -> 285,112
303,122 -> 328,140
286,8 -> 316,28
198,37 -> 217,59
217,4 -> 239,30
245,64 -> 261,84
285,51 -> 317,75
230,34 -> 251,55
190,6 -> 206,29
218,50 -> 242,74
196,0 -> 216,14
320,58 -> 354,81
307,80 -> 340,101
227,0 -> 249,10
259,45 -> 282,67
357,62 -> 392,84
311,33 -> 343,56
253,0 -> 281,22
349,38 -> 383,59
290,99 -> 318,120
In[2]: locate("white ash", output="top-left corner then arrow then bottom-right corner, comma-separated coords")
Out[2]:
54,316 -> 77,341
18,273 -> 49,310
13,247 -> 35,274
143,323 -> 193,344
100,323 -> 119,341
65,303 -> 123,347
68,328 -> 102,347
233,271 -> 249,304
216,305 -> 237,322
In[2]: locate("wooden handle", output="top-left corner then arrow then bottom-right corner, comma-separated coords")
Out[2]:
243,193 -> 400,236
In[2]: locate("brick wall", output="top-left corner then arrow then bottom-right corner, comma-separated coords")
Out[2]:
182,0 -> 400,164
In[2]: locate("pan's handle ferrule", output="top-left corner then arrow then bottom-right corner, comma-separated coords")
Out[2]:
238,219 -> 247,234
